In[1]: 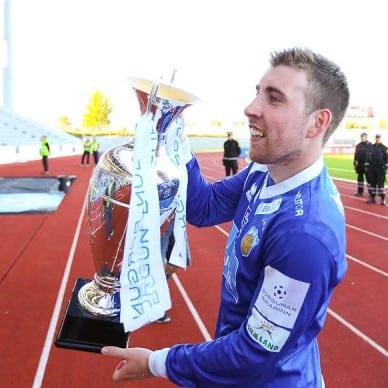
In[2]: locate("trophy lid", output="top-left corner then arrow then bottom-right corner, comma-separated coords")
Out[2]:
128,77 -> 201,105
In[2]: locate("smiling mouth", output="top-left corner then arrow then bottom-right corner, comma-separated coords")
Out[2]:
250,125 -> 265,138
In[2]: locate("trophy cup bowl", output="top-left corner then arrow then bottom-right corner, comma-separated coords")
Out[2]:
55,77 -> 199,352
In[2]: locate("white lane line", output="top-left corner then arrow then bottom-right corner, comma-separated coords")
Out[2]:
334,178 -> 388,190
333,178 -> 362,185
344,205 -> 388,220
32,192 -> 88,388
214,224 -> 229,237
170,222 -> 230,342
346,224 -> 388,242
328,308 -> 388,358
203,173 -> 220,181
328,168 -> 353,172
347,254 -> 388,277
172,274 -> 213,342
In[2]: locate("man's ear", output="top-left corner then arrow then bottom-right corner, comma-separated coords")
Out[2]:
307,109 -> 332,138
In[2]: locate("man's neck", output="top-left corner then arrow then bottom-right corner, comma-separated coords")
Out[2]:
267,154 -> 321,184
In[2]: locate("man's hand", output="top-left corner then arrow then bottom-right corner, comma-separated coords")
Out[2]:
101,346 -> 153,382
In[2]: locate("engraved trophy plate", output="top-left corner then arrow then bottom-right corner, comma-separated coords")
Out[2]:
55,77 -> 199,352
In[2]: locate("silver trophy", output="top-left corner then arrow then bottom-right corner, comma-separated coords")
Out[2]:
56,77 -> 199,352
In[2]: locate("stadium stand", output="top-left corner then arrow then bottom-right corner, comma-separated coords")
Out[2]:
0,107 -> 83,164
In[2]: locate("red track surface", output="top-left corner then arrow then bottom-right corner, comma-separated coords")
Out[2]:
0,153 -> 387,387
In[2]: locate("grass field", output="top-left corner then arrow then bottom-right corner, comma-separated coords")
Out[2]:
323,154 -> 355,181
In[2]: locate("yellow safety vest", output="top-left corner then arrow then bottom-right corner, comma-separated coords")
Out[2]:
40,141 -> 50,156
91,140 -> 99,152
83,141 -> 92,152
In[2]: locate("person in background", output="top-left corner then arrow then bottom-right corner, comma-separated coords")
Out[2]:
101,47 -> 349,387
39,135 -> 50,174
353,132 -> 371,196
80,137 -> 92,166
91,137 -> 100,165
223,131 -> 241,176
365,134 -> 387,206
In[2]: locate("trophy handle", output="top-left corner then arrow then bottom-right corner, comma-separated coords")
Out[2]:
146,81 -> 160,114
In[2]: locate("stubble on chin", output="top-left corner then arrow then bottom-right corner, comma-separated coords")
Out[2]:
249,149 -> 264,164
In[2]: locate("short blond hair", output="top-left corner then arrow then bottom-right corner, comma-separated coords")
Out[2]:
270,48 -> 349,144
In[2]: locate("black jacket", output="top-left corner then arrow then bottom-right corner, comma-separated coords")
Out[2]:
367,143 -> 388,169
223,139 -> 241,159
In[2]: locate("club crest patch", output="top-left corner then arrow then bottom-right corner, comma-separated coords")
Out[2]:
241,226 -> 259,256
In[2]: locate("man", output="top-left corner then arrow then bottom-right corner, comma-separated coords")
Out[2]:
365,134 -> 387,206
353,132 -> 371,196
102,48 -> 349,387
39,135 -> 50,174
91,137 -> 100,165
223,131 -> 241,176
80,137 -> 92,166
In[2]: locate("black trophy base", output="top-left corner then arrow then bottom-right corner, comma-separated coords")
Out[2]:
55,278 -> 129,353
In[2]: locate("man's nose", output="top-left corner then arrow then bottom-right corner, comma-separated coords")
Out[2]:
244,96 -> 261,118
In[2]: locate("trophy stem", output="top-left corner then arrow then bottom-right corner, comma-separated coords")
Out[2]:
78,273 -> 120,317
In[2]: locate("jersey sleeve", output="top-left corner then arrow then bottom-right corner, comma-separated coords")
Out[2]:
164,229 -> 343,387
185,157 -> 250,227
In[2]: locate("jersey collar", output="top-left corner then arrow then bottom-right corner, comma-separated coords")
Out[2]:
256,158 -> 325,199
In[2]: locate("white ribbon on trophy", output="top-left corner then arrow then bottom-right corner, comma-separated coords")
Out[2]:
119,113 -> 171,332
166,118 -> 190,269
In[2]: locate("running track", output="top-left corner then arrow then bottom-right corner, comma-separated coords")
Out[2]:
0,152 -> 387,387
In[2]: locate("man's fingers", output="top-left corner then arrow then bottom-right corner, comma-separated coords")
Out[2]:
101,346 -> 127,358
101,347 -> 153,382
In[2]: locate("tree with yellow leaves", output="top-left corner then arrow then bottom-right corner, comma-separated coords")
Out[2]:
82,90 -> 112,133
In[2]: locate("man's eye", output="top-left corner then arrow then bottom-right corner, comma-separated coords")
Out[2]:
269,95 -> 280,103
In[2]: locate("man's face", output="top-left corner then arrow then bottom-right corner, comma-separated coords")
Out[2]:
361,135 -> 368,142
375,136 -> 381,144
244,65 -> 314,165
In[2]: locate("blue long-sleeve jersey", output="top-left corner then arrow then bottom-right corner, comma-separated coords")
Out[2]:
165,157 -> 347,387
